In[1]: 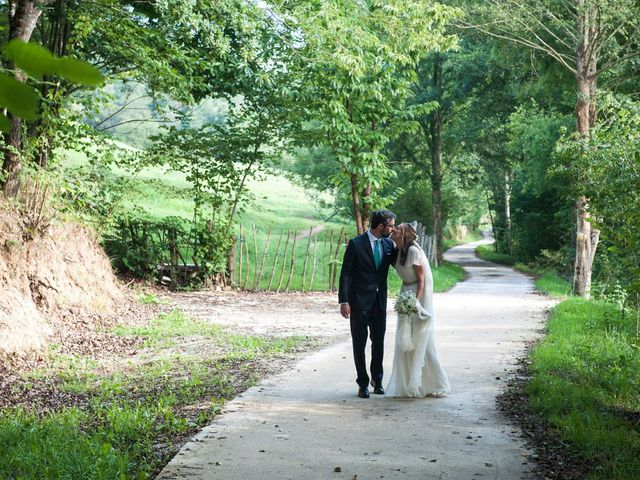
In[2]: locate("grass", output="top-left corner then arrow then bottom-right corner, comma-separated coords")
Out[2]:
387,261 -> 466,297
475,243 -> 519,266
525,298 -> 640,479
0,309 -> 317,480
475,245 -> 640,477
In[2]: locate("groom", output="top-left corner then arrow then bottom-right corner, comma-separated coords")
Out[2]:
339,209 -> 397,398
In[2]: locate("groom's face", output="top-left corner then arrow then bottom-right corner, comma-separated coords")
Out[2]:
381,219 -> 396,238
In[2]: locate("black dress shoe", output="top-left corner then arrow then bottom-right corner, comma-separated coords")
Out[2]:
370,381 -> 385,395
357,387 -> 370,398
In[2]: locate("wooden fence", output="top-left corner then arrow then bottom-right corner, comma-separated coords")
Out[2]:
232,225 -> 349,292
232,223 -> 436,292
415,223 -> 438,267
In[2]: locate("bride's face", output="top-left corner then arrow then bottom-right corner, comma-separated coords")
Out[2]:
391,228 -> 403,247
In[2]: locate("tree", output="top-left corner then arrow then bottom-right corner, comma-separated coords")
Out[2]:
1,0 -> 270,195
2,0 -> 53,196
556,94 -> 640,304
286,0 -> 459,233
461,0 -> 640,297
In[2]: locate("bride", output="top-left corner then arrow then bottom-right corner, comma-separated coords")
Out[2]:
386,222 -> 451,398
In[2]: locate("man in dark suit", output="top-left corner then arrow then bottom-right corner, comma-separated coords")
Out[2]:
339,209 -> 397,398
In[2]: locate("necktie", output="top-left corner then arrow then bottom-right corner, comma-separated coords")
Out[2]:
374,239 -> 382,269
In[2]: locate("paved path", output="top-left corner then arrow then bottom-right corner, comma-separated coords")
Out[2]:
158,239 -> 555,480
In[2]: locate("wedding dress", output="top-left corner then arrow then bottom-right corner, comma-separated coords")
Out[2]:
386,245 -> 451,397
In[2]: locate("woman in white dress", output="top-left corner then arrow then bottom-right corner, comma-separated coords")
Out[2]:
386,222 -> 451,398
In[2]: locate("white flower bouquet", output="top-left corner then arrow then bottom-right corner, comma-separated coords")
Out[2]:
395,291 -> 418,316
395,291 -> 417,352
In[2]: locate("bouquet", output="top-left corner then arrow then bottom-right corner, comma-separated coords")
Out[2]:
395,291 -> 417,352
395,291 -> 418,316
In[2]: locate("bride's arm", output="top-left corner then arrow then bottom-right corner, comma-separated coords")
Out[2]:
413,264 -> 425,300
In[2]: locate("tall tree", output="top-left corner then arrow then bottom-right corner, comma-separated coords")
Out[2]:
2,0 -> 53,196
461,0 -> 640,297
286,0 -> 459,233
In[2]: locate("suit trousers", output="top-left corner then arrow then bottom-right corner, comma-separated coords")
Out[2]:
350,297 -> 386,389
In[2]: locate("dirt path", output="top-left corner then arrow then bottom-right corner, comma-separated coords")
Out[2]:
159,239 -> 556,480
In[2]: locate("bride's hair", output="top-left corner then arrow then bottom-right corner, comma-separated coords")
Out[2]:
398,223 -> 419,266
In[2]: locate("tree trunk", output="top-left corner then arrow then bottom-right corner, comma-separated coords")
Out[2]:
430,108 -> 443,266
504,170 -> 512,254
572,4 -> 600,298
34,0 -> 69,169
573,196 -> 600,298
350,173 -> 364,234
2,0 -> 48,196
429,56 -> 444,265
361,184 -> 371,232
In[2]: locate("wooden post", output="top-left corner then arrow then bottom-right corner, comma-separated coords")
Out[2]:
238,225 -> 244,286
285,230 -> 298,292
228,235 -> 237,287
327,229 -> 335,292
169,228 -> 178,290
301,227 -> 313,292
251,223 -> 259,290
331,227 -> 345,292
242,231 -> 251,290
267,229 -> 285,291
276,230 -> 292,293
322,231 -> 328,291
254,227 -> 271,291
309,234 -> 318,292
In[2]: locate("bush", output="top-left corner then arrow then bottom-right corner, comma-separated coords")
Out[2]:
103,214 -> 233,286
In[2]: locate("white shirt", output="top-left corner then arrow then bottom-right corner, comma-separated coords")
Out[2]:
367,230 -> 396,252
366,229 -> 382,255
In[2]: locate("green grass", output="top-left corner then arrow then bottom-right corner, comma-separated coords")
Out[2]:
477,243 -> 640,476
526,298 -> 640,479
0,309 -> 315,480
388,261 -> 466,296
475,244 -> 519,266
441,229 -> 484,251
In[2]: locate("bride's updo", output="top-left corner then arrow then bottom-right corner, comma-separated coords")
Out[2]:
398,222 -> 418,266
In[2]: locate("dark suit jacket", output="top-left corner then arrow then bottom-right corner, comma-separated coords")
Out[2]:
338,232 -> 395,311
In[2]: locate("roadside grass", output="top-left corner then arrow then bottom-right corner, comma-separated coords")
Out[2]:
476,244 -> 640,477
0,309 -> 317,480
441,229 -> 484,251
526,298 -> 640,479
474,243 -> 519,266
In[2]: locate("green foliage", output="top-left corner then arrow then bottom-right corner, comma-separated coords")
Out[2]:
0,408 -> 133,480
287,0 -> 460,230
555,95 -> 640,305
103,214 -> 232,283
5,40 -> 103,86
281,147 -> 351,221
390,176 -> 485,234
0,40 -> 103,132
475,244 -> 518,266
526,298 -> 640,479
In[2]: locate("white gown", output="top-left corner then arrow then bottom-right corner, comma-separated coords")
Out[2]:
386,245 -> 451,397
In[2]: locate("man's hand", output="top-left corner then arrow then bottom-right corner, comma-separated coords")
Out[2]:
340,303 -> 351,319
